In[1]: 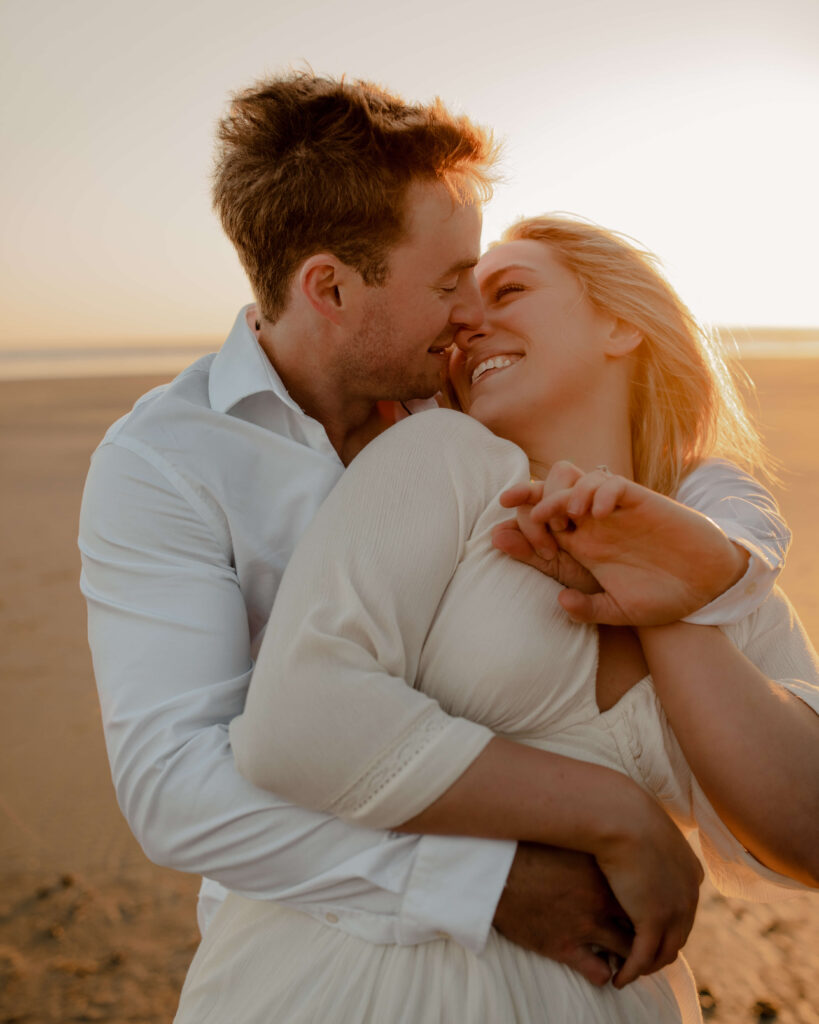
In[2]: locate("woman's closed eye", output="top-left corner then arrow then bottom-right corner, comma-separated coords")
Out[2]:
492,282 -> 526,303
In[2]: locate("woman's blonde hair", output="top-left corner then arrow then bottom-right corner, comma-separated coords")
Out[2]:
499,214 -> 771,495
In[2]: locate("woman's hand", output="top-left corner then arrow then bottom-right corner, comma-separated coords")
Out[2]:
492,843 -> 635,987
491,512 -> 602,595
591,784 -> 704,988
397,736 -> 703,987
493,464 -> 603,594
497,463 -> 749,626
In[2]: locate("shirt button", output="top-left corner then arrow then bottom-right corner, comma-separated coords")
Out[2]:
325,913 -> 339,924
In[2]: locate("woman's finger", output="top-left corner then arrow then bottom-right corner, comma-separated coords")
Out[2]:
534,471 -> 629,525
616,912 -> 692,988
529,487 -> 574,526
564,469 -> 621,517
565,473 -> 608,517
613,881 -> 698,987
590,476 -> 629,518
543,460 -> 584,494
654,904 -> 696,973
498,481 -> 544,509
565,948 -> 616,988
653,928 -> 685,974
613,927 -> 662,988
588,923 -> 635,964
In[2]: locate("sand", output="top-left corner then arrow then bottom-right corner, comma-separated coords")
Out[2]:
1,363 -> 817,1023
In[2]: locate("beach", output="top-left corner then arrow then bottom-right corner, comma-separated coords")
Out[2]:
1,362 -> 818,1023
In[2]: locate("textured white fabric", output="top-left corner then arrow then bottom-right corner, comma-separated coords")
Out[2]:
232,409 -> 812,847
78,307 -> 515,949
176,896 -> 699,1024
200,408 -> 817,1023
677,459 -> 790,624
78,300 -> 789,954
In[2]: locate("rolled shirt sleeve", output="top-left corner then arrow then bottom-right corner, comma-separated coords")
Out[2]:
676,459 -> 790,625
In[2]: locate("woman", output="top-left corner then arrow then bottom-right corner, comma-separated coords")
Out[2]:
176,216 -> 819,1022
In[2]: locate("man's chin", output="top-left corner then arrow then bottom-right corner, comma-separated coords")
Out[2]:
399,373 -> 444,403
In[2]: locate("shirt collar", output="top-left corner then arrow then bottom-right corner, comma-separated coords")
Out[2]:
209,305 -> 441,422
209,305 -> 305,416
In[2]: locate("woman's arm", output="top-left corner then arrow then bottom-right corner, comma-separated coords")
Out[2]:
395,733 -> 702,987
499,464 -> 819,887
637,611 -> 819,887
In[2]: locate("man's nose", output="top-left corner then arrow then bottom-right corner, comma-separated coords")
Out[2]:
450,274 -> 485,331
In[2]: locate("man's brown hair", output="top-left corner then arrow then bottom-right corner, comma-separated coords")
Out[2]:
213,71 -> 499,322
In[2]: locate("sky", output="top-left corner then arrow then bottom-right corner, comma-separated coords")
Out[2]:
2,0 -> 818,350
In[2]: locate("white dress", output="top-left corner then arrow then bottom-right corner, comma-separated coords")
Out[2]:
176,409 -> 819,1024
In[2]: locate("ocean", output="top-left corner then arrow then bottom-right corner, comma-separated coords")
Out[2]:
0,339 -> 220,381
1,329 -> 819,381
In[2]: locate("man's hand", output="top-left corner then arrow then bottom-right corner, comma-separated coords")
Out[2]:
497,463 -> 749,626
492,843 -> 634,987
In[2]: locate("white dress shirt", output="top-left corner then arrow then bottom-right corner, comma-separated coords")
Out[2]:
79,306 -> 789,946
675,459 -> 790,624
79,307 -> 515,947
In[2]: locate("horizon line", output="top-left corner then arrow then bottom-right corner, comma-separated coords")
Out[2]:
2,323 -> 819,358
3,326 -> 819,383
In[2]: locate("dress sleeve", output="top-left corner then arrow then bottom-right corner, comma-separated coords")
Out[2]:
675,459 -> 791,625
231,409 -> 529,829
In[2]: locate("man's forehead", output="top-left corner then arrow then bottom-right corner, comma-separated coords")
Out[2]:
401,180 -> 481,237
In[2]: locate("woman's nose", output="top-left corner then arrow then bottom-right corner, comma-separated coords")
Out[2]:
454,322 -> 487,351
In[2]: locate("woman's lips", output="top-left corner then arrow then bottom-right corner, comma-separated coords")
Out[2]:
471,354 -> 521,385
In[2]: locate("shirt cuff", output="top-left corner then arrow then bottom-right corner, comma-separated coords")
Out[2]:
683,519 -> 782,626
396,835 -> 516,952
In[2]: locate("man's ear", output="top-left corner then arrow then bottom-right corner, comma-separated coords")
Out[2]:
298,254 -> 359,326
604,317 -> 643,358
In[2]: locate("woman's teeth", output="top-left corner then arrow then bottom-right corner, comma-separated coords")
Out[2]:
471,356 -> 516,385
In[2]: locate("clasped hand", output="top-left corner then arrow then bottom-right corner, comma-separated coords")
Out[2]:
493,462 -> 749,626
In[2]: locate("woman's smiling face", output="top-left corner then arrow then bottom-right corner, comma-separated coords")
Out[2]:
449,239 -> 617,444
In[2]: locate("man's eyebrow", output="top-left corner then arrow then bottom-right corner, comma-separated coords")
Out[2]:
441,257 -> 480,277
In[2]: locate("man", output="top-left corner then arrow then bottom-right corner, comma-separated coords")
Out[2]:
80,71 -> 701,988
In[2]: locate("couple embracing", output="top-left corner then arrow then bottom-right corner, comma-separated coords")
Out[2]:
80,71 -> 819,1023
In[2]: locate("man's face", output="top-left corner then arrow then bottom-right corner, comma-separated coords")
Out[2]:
341,181 -> 484,402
